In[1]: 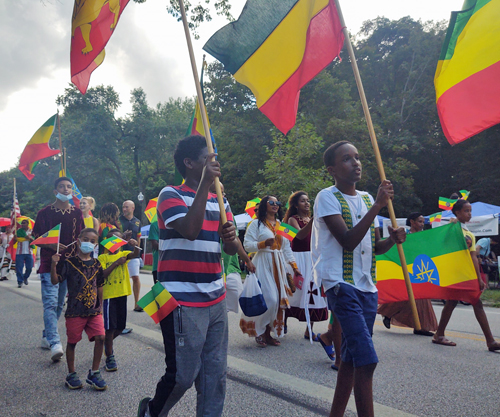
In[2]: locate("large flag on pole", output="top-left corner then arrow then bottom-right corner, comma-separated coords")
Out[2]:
435,0 -> 500,145
18,114 -> 60,180
70,0 -> 130,94
376,223 -> 481,305
203,0 -> 345,135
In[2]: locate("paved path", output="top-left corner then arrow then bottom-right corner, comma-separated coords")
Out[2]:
1,272 -> 499,416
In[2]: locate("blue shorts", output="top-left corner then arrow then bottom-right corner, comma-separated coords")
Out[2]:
326,283 -> 378,368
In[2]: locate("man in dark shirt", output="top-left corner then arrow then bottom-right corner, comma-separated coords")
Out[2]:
33,177 -> 84,362
119,200 -> 142,311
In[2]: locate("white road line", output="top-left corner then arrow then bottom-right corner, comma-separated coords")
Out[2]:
10,282 -> 416,417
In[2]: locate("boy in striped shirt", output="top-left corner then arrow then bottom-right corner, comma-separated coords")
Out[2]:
138,135 -> 238,417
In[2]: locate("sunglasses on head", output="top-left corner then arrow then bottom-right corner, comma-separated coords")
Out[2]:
267,201 -> 281,207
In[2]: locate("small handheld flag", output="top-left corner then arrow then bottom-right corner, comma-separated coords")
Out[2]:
438,197 -> 457,211
138,282 -> 179,324
276,222 -> 298,242
100,236 -> 128,253
245,198 -> 261,219
429,212 -> 442,224
460,190 -> 470,200
32,224 -> 61,246
145,198 -> 158,223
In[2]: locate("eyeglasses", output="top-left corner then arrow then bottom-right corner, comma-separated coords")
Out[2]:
267,201 -> 282,207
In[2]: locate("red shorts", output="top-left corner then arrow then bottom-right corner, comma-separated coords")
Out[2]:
66,315 -> 105,344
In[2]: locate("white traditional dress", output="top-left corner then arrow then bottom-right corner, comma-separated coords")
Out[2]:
240,219 -> 296,338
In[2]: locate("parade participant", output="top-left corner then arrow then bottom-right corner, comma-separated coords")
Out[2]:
80,197 -> 99,230
240,195 -> 299,347
137,135 -> 238,417
476,235 -> 499,284
98,203 -> 121,253
378,212 -> 438,336
432,199 -> 500,351
119,200 -> 142,312
0,227 -> 13,280
147,219 -> 159,284
98,229 -> 140,372
283,191 -> 328,340
50,228 -> 107,391
311,141 -> 406,417
33,176 -> 84,362
13,219 -> 35,288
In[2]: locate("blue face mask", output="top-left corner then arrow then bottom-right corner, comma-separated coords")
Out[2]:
79,241 -> 95,254
56,192 -> 72,202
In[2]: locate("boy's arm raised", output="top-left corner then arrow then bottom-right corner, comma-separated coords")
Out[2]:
324,180 -> 393,252
126,239 -> 141,259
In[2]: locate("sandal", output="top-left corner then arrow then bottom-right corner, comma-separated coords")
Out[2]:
304,332 -> 317,341
317,333 -> 335,361
255,336 -> 267,348
432,336 -> 456,346
265,336 -> 281,346
488,341 -> 500,352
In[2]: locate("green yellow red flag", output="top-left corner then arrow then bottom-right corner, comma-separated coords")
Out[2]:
203,0 -> 345,135
70,0 -> 130,94
18,114 -> 60,180
376,223 -> 480,305
276,222 -> 298,242
245,198 -> 261,219
137,282 -> 179,324
435,0 -> 500,145
429,212 -> 442,224
32,224 -> 61,246
100,235 -> 128,253
460,190 -> 470,200
145,198 -> 158,223
438,197 -> 457,210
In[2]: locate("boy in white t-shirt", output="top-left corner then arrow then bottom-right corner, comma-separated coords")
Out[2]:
311,141 -> 406,417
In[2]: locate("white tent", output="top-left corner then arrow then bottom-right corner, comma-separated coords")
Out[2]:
234,212 -> 253,230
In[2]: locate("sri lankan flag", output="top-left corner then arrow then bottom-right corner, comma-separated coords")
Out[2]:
71,0 -> 130,94
18,114 -> 60,180
138,282 -> 179,324
100,235 -> 128,253
276,222 -> 298,242
438,197 -> 457,210
376,223 -> 481,305
429,212 -> 442,224
145,198 -> 158,223
435,0 -> 500,145
203,0 -> 344,134
32,224 -> 61,246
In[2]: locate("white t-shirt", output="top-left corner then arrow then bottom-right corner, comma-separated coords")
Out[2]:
311,186 -> 377,293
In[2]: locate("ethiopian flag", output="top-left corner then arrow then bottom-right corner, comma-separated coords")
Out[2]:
203,0 -> 345,135
32,224 -> 61,246
145,198 -> 158,223
70,0 -> 130,94
376,223 -> 481,305
245,198 -> 261,219
435,0 -> 500,145
18,114 -> 60,180
276,222 -> 298,242
138,282 -> 179,324
100,235 -> 128,253
429,212 -> 442,224
438,197 -> 457,210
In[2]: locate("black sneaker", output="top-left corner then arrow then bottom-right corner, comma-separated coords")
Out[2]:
65,372 -> 83,390
137,397 -> 152,417
24,278 -> 28,285
383,316 -> 391,329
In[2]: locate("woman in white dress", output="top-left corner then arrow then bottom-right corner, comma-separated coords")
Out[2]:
241,196 -> 300,347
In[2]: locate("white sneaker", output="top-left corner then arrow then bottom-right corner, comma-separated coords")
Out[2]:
51,343 -> 64,362
41,337 -> 50,350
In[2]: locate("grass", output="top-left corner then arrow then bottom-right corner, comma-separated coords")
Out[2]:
481,288 -> 500,307
141,265 -> 153,271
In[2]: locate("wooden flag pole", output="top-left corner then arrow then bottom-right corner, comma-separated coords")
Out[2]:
63,147 -> 67,175
13,178 -> 17,232
177,0 -> 227,224
334,0 -> 421,330
57,111 -> 64,173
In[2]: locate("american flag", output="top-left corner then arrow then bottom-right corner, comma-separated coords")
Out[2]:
10,192 -> 20,229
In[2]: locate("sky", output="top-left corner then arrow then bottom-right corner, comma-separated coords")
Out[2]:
0,0 -> 464,173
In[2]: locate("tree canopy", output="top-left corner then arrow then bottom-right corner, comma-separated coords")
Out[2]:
2,17 -> 498,223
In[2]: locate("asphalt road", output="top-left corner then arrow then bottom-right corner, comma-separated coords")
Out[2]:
1,272 -> 499,417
